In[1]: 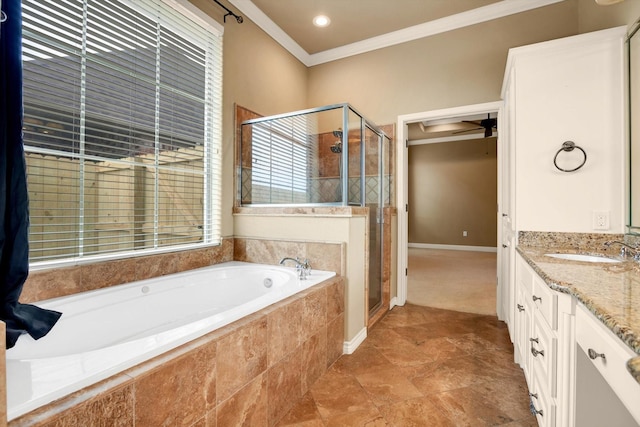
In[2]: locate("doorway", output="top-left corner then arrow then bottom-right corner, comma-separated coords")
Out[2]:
395,101 -> 504,315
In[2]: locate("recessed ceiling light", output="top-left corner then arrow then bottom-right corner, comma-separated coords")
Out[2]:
313,15 -> 330,27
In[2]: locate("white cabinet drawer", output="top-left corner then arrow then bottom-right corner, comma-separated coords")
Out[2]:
531,309 -> 557,397
576,303 -> 640,424
530,370 -> 556,427
531,274 -> 557,330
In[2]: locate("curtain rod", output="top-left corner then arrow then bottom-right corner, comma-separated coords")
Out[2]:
212,0 -> 243,23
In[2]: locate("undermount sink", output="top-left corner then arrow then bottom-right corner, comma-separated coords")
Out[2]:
544,253 -> 622,263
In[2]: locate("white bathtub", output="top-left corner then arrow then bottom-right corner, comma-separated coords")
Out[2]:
6,261 -> 335,421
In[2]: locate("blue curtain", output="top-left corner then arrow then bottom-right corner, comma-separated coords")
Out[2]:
1,0 -> 61,349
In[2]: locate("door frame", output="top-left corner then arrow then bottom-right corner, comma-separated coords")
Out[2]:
394,101 -> 503,308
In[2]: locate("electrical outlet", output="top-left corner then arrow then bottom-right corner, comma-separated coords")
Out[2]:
463,230 -> 468,237
593,211 -> 610,230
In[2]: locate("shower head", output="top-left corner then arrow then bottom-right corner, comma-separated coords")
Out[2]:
331,127 -> 343,153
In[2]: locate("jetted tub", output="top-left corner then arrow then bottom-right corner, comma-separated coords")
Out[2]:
6,261 -> 336,421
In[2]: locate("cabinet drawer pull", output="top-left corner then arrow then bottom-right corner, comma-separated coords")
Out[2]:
530,403 -> 544,417
531,346 -> 545,357
529,392 -> 538,400
529,337 -> 539,344
587,348 -> 606,361
532,295 -> 542,303
517,304 -> 525,312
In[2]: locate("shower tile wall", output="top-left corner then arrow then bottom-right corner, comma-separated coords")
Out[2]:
307,177 -> 382,204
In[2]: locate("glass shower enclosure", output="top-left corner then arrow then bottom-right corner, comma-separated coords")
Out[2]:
239,103 -> 392,315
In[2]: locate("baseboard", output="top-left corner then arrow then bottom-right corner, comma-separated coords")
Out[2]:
408,243 -> 497,253
343,327 -> 367,354
390,296 -> 398,309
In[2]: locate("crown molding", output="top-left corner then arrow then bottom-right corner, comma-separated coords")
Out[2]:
228,0 -> 310,62
228,0 -> 565,67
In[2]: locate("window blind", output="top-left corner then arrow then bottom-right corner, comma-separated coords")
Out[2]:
250,115 -> 316,204
22,0 -> 222,265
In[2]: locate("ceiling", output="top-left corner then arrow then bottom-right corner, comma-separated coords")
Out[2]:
227,0 -> 565,66
248,0 -> 500,55
407,113 -> 499,145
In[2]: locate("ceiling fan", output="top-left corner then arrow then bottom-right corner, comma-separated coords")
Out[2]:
454,114 -> 497,138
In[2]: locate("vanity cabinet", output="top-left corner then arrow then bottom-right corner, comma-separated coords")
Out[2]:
515,255 -> 572,427
575,304 -> 640,425
515,253 -> 640,427
500,24 -> 626,358
503,21 -> 637,427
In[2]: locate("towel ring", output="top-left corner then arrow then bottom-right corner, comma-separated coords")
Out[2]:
553,141 -> 587,172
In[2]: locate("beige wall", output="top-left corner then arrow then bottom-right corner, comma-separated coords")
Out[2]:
187,0 -> 639,240
184,0 -> 640,239
306,1 -> 579,126
578,0 -> 640,33
408,139 -> 497,247
189,0 -> 309,237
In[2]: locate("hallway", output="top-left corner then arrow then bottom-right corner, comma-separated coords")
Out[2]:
278,304 -> 536,426
407,248 -> 497,316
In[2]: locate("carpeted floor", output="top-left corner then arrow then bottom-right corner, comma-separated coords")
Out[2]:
407,248 -> 497,316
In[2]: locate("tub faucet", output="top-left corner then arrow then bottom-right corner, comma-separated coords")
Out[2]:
603,240 -> 640,260
279,257 -> 311,280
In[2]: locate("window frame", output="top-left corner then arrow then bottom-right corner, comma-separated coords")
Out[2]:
22,0 -> 224,271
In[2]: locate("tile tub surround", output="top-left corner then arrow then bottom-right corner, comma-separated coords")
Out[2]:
233,236 -> 345,276
8,276 -> 345,426
516,243 -> 640,384
19,238 -> 235,303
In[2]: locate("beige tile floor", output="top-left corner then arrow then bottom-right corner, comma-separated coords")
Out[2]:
277,304 -> 537,426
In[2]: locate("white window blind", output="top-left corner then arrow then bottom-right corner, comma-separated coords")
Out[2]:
21,0 -> 223,265
250,115 -> 316,204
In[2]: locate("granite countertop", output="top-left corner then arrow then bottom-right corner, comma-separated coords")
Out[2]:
516,245 -> 640,384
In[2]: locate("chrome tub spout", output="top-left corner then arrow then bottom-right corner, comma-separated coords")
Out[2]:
279,257 -> 311,279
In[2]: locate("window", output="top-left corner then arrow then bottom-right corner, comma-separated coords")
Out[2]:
22,0 -> 223,266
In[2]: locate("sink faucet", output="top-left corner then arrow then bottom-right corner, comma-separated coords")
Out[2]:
279,257 -> 311,280
603,240 -> 640,260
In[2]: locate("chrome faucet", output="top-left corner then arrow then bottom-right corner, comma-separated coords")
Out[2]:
279,257 -> 311,280
603,240 -> 640,260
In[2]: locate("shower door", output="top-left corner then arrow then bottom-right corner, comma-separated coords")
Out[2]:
365,125 -> 383,315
